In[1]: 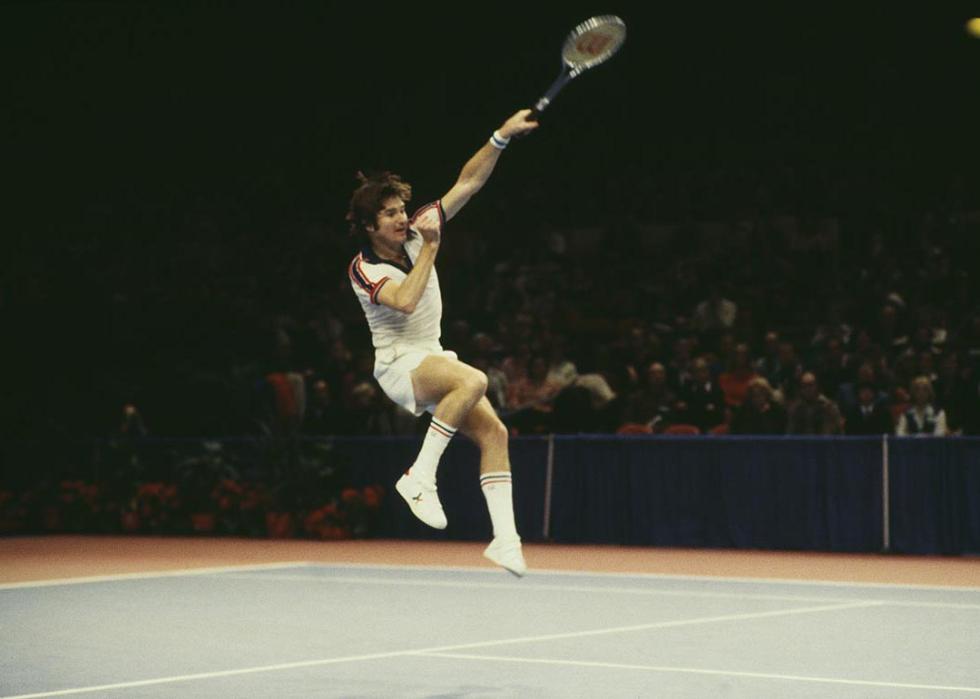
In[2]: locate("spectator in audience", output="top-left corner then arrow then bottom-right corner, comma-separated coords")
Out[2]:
888,351 -> 918,399
843,383 -> 894,435
501,342 -> 531,387
811,304 -> 852,349
303,379 -> 343,435
676,357 -> 725,432
786,372 -> 843,435
471,332 -> 508,411
935,352 -> 973,434
815,336 -> 850,398
896,376 -> 948,436
693,284 -> 738,334
754,330 -> 781,385
340,381 -> 393,436
917,349 -> 939,384
719,343 -> 759,407
623,361 -> 677,430
954,311 -> 980,368
505,355 -> 560,433
874,301 -> 910,357
117,403 -> 148,437
667,336 -> 694,391
770,340 -> 803,401
730,377 -> 787,434
545,335 -> 579,390
837,360 -> 888,414
620,325 -> 663,393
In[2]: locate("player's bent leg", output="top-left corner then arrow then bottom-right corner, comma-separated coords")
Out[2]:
396,356 -> 488,531
461,398 -> 526,577
459,397 -> 511,475
411,355 -> 488,427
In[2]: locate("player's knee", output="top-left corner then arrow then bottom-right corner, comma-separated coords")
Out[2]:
488,417 -> 509,446
460,369 -> 488,398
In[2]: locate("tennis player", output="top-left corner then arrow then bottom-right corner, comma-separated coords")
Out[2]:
347,109 -> 538,575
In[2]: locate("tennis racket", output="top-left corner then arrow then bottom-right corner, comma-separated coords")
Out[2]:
531,15 -> 627,118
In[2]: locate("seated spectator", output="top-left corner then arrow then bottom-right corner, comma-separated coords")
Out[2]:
843,383 -> 894,435
754,330 -> 781,384
917,349 -> 939,384
339,381 -> 393,436
896,376 -> 948,436
837,361 -> 889,414
545,335 -> 579,390
873,301 -> 910,357
934,352 -> 973,434
786,372 -> 843,435
501,342 -> 531,387
667,336 -> 694,391
507,356 -> 562,412
814,337 -> 850,398
505,355 -> 561,433
117,403 -> 147,437
472,353 -> 508,412
770,341 -> 803,402
693,285 -> 738,334
676,357 -> 725,432
303,379 -> 343,435
622,362 -> 677,430
730,377 -> 787,434
810,304 -> 852,349
719,343 -> 759,407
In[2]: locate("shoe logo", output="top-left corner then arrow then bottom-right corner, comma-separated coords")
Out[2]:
412,492 -> 423,503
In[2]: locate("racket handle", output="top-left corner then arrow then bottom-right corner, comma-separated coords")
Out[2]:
516,69 -> 571,138
535,70 -> 572,115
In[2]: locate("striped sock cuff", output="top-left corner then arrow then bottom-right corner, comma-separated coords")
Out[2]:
480,471 -> 512,489
429,417 -> 457,439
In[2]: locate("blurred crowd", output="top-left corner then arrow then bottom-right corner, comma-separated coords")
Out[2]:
114,172 -> 978,439
10,168 -> 980,440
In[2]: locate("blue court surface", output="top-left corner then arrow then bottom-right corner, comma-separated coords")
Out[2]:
2,561 -> 979,697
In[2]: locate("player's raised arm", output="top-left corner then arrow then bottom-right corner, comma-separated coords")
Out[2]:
440,110 -> 538,221
374,213 -> 441,314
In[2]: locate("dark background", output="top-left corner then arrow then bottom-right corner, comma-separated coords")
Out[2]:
3,2 -> 979,439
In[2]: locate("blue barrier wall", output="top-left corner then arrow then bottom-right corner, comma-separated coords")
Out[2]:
327,435 -> 979,555
50,435 -> 979,554
888,438 -> 980,555
548,436 -> 884,552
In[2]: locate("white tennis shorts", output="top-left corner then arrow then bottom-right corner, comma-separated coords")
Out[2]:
374,345 -> 458,416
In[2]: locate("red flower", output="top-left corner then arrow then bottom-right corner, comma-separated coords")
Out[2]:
362,486 -> 381,509
341,488 -> 360,505
191,512 -> 216,533
120,511 -> 140,532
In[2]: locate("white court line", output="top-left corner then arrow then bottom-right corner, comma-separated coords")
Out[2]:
0,562 -> 311,590
295,560 -> 980,593
217,571 -> 980,611
217,572 -> 859,605
419,652 -> 980,694
0,600 -> 877,698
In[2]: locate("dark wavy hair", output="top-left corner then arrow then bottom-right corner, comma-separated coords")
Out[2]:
345,171 -> 412,238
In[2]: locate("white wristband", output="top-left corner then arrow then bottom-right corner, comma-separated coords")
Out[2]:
490,130 -> 510,150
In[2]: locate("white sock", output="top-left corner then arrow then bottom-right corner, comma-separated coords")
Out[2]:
408,417 -> 457,486
480,471 -> 519,540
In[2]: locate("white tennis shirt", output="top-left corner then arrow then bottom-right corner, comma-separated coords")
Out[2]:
348,201 -> 444,353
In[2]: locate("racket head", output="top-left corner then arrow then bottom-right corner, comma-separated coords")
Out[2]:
560,15 -> 627,74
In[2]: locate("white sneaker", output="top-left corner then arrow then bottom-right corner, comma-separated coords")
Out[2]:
395,472 -> 447,530
483,536 -> 527,577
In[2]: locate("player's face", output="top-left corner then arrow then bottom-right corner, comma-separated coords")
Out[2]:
370,197 -> 409,248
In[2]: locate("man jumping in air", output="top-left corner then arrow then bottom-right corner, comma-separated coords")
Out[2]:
346,109 -> 538,575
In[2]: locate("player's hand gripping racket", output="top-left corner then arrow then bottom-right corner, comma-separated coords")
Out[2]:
530,15 -> 627,119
